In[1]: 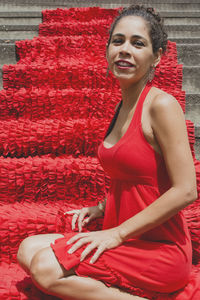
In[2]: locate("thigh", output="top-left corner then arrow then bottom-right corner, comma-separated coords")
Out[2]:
30,246 -> 75,283
18,233 -> 64,272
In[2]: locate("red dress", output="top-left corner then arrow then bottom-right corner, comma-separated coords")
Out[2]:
51,84 -> 193,299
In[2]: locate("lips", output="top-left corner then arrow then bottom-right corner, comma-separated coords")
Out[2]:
115,60 -> 135,67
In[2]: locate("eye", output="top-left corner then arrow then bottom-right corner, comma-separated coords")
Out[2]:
112,39 -> 123,44
133,40 -> 145,47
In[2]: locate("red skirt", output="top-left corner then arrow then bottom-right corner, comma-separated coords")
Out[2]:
51,232 -> 192,299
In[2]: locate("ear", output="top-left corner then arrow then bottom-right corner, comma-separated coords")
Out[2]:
153,48 -> 163,67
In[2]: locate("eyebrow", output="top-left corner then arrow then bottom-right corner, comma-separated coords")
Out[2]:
112,33 -> 147,41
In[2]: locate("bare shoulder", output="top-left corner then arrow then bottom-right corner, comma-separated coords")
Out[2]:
149,87 -> 184,120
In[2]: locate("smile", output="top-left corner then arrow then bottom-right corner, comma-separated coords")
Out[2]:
115,60 -> 135,69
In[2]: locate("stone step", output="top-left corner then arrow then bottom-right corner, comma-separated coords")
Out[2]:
0,10 -> 200,17
164,17 -> 200,25
0,11 -> 41,18
0,17 -> 199,27
0,31 -> 38,41
169,38 -> 200,44
1,41 -> 199,67
0,0 -> 200,11
1,37 -> 200,45
183,66 -> 200,94
0,41 -> 200,68
0,43 -> 16,67
0,0 -> 200,13
0,17 -> 41,26
186,101 -> 200,125
186,94 -> 200,123
0,67 -> 199,109
177,44 -> 200,66
0,66 -> 199,93
0,11 -> 200,25
0,24 -> 200,40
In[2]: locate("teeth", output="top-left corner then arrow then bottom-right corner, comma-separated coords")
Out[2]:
117,61 -> 133,67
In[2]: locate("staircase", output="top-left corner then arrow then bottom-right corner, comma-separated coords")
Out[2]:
0,1 -> 200,299
0,0 -> 199,159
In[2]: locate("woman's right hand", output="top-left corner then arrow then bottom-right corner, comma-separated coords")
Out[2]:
64,205 -> 104,232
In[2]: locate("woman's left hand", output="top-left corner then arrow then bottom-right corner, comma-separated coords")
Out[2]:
66,228 -> 123,264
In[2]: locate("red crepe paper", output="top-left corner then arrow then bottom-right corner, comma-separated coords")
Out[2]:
0,6 -> 199,300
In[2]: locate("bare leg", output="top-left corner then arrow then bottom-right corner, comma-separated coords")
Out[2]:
17,233 -> 64,273
30,246 -> 148,300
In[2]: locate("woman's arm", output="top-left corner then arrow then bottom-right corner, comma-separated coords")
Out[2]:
118,93 -> 198,241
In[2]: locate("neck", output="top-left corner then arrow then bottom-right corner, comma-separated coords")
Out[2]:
120,79 -> 148,110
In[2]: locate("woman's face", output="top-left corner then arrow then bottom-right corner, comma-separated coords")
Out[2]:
106,16 -> 161,85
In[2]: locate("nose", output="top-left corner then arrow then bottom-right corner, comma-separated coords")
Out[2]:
119,41 -> 131,56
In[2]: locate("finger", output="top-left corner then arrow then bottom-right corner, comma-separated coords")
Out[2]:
78,211 -> 88,232
80,243 -> 97,262
90,246 -> 105,264
71,213 -> 79,230
68,238 -> 89,254
64,209 -> 80,215
82,213 -> 95,226
66,232 -> 88,245
82,217 -> 91,226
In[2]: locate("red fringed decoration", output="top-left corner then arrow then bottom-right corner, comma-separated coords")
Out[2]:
0,6 -> 199,300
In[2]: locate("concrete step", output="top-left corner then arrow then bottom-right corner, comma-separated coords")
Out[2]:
0,71 -> 199,159
0,11 -> 200,26
0,17 -> 41,26
169,38 -> 200,44
0,59 -> 200,94
164,17 -> 200,25
0,10 -> 200,18
177,44 -> 200,66
0,11 -> 200,25
183,66 -> 200,94
185,99 -> 200,125
0,41 -> 200,68
0,31 -> 38,41
186,94 -> 200,123
0,66 -> 199,108
0,0 -> 200,10
1,37 -> 199,45
0,43 -> 16,67
0,2 -> 200,12
165,25 -> 200,38
0,24 -> 200,40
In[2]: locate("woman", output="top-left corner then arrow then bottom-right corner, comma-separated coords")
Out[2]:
17,5 -> 197,300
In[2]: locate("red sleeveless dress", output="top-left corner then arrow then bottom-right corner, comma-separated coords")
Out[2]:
51,84 -> 193,299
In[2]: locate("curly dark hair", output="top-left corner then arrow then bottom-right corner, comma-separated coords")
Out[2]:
107,4 -> 168,54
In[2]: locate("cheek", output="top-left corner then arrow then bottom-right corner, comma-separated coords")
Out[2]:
107,46 -> 118,60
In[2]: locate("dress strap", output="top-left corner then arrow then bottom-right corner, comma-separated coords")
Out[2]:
132,83 -> 152,127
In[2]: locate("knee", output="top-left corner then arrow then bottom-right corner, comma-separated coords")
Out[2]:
30,248 -> 54,291
17,236 -> 34,267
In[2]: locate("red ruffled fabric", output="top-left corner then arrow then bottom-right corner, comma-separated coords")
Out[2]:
0,5 -> 199,300
0,155 -> 108,204
0,118 -> 108,157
